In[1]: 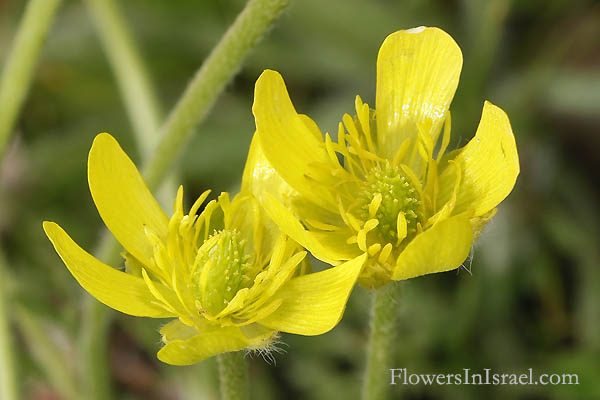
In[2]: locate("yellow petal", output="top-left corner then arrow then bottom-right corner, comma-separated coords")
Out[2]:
392,215 -> 473,280
262,194 -> 359,264
437,101 -> 519,217
88,133 -> 169,268
157,326 -> 249,365
258,254 -> 367,335
376,27 -> 462,158
252,70 -> 336,212
242,133 -> 297,204
43,221 -> 174,318
160,319 -> 199,342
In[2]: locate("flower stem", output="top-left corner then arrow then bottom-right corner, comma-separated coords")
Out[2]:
0,250 -> 18,400
217,352 -> 248,400
142,0 -> 292,191
0,0 -> 63,158
78,1 -> 290,397
362,283 -> 401,400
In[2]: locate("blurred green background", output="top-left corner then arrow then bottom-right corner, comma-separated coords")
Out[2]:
1,0 -> 600,399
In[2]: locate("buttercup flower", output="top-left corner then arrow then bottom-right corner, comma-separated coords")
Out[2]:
247,27 -> 519,289
43,133 -> 366,365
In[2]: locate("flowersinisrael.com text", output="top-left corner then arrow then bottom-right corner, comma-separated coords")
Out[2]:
390,368 -> 579,386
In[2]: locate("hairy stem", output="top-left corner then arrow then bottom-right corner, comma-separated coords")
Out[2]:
217,352 -> 248,400
78,1 -> 290,397
142,0 -> 292,191
0,0 -> 64,158
362,283 -> 401,400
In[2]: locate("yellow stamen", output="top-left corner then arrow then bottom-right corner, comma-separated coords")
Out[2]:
396,212 -> 407,245
357,230 -> 367,251
367,243 -> 381,256
378,243 -> 393,264
368,193 -> 382,219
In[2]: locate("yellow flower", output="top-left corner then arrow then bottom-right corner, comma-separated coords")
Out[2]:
43,133 -> 366,365
247,27 -> 519,289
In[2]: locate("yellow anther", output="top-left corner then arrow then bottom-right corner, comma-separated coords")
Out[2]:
367,243 -> 381,256
190,189 -> 212,217
363,218 -> 379,232
368,193 -> 382,218
357,230 -> 367,252
346,235 -> 358,244
396,212 -> 407,245
416,222 -> 423,234
378,243 -> 393,264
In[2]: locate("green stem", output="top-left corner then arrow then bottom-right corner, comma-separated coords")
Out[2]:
77,1 -> 289,397
142,0 -> 291,191
217,352 -> 248,400
0,251 -> 18,400
0,0 -> 64,158
362,283 -> 401,400
84,0 -> 162,155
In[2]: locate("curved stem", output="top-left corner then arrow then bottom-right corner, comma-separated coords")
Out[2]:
217,352 -> 248,400
362,283 -> 401,400
142,0 -> 292,191
0,0 -> 64,158
0,250 -> 18,400
77,1 -> 290,397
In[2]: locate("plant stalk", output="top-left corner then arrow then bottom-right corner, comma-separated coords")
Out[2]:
78,0 -> 291,398
217,352 -> 248,400
142,0 -> 292,191
362,283 -> 401,400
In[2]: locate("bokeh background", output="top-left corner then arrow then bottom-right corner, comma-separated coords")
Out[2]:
1,0 -> 599,399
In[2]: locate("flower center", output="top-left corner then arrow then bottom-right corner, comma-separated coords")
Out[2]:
193,229 -> 251,316
358,164 -> 422,243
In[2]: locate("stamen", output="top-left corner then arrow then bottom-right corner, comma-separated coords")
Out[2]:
378,243 -> 393,264
368,193 -> 382,218
367,243 -> 381,256
396,212 -> 407,245
357,230 -> 367,252
364,219 -> 379,232
189,189 -> 211,217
